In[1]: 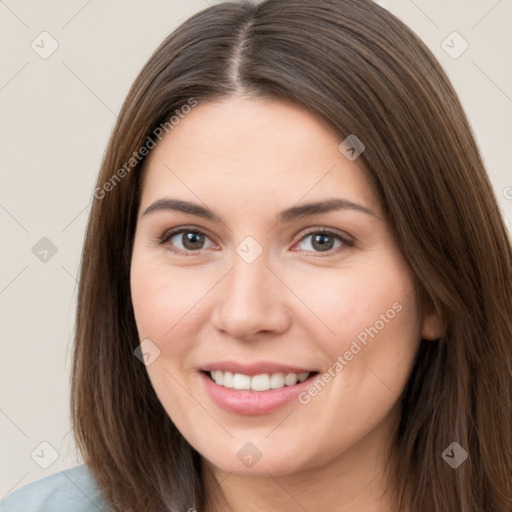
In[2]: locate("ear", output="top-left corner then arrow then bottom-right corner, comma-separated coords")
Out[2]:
421,299 -> 445,340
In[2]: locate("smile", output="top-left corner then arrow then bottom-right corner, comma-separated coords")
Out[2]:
207,370 -> 312,391
200,369 -> 320,415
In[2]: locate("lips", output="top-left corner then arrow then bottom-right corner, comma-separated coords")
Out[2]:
198,361 -> 318,416
199,369 -> 319,415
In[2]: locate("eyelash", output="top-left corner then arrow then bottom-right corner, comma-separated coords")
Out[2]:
157,226 -> 354,257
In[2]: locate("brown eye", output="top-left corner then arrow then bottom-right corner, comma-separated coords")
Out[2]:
177,231 -> 206,250
295,229 -> 353,254
160,228 -> 214,255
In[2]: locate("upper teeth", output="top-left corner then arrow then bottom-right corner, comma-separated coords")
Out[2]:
209,370 -> 310,391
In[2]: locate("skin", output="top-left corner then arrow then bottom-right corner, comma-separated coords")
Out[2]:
130,95 -> 443,512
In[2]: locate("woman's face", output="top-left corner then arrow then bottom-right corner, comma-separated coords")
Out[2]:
130,96 -> 440,478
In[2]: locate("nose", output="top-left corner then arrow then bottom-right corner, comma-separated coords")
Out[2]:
211,255 -> 291,341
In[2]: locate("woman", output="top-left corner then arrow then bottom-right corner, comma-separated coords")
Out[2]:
2,0 -> 511,511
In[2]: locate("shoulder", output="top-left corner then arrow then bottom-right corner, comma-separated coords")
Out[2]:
0,465 -> 112,512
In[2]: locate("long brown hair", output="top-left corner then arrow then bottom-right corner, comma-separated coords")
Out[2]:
71,1 -> 512,510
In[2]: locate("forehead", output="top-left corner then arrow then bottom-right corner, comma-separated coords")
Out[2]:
140,95 -> 379,217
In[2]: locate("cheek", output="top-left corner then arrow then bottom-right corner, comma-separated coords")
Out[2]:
290,260 -> 418,352
289,267 -> 420,454
130,250 -> 210,345
312,267 -> 420,411
130,252 -> 206,424
296,258 -> 422,418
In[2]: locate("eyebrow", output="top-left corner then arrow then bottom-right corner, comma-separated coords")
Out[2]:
142,197 -> 376,222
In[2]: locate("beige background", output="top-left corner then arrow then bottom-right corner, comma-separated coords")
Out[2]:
1,0 -> 511,499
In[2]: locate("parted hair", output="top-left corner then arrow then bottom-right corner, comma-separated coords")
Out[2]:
71,1 -> 512,510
